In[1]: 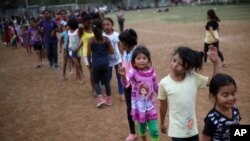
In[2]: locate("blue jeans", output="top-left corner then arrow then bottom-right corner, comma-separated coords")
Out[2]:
44,43 -> 58,67
109,64 -> 124,95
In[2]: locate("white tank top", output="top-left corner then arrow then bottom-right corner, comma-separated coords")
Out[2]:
68,29 -> 80,49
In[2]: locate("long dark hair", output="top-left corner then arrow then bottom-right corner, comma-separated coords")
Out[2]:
173,46 -> 204,72
119,28 -> 137,49
92,19 -> 103,41
207,9 -> 220,22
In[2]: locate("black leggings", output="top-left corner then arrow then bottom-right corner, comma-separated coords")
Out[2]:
172,134 -> 199,141
92,64 -> 111,96
118,19 -> 124,32
124,86 -> 135,134
204,42 -> 224,62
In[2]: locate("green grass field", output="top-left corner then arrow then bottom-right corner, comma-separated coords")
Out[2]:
107,4 -> 250,23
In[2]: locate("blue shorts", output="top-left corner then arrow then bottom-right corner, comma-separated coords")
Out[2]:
68,48 -> 78,58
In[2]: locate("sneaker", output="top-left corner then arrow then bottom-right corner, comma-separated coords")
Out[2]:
106,96 -> 112,106
96,95 -> 106,107
125,134 -> 136,141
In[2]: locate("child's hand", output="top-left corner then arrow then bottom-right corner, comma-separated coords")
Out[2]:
160,124 -> 167,134
74,48 -> 79,52
118,66 -> 126,76
50,30 -> 56,37
207,45 -> 220,64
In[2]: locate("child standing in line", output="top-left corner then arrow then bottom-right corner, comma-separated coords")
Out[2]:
118,28 -> 138,141
59,21 -> 72,81
119,46 -> 160,141
21,24 -> 32,54
67,18 -> 83,84
103,17 -> 125,101
202,73 -> 241,141
8,22 -> 17,48
80,15 -> 95,96
29,18 -> 43,68
87,19 -> 114,107
158,45 -> 220,141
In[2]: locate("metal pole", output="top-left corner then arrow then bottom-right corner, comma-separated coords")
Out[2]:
25,0 -> 29,8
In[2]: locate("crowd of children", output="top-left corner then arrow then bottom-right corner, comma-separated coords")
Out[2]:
0,8 -> 241,141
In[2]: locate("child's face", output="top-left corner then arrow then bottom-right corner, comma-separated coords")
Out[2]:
170,54 -> 186,75
134,53 -> 149,70
43,11 -> 50,19
84,20 -> 92,29
103,20 -> 113,33
215,83 -> 237,110
30,21 -> 36,27
60,11 -> 67,19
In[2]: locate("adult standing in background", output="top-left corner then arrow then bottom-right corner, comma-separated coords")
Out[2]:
116,6 -> 125,32
38,10 -> 59,69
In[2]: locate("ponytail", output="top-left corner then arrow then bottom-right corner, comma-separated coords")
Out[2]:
207,9 -> 220,22
215,15 -> 220,22
174,47 -> 204,72
194,51 -> 204,72
92,19 -> 103,41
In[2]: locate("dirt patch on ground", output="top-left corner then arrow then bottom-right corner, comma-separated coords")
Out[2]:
0,20 -> 250,141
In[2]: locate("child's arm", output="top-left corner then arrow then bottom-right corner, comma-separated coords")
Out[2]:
201,134 -> 211,141
208,26 -> 219,42
107,38 -> 114,54
87,38 -> 93,69
207,45 -> 220,77
202,118 -> 216,141
59,34 -> 64,53
158,82 -> 168,134
50,21 -> 58,37
118,66 -> 127,85
159,99 -> 168,134
153,71 -> 159,94
118,42 -> 124,55
118,66 -> 134,88
74,39 -> 83,52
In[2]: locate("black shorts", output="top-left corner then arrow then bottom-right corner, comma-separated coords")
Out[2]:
33,44 -> 42,51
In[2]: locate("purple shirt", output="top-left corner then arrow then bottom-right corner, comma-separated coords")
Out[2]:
28,27 -> 42,45
123,67 -> 159,123
39,19 -> 57,43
